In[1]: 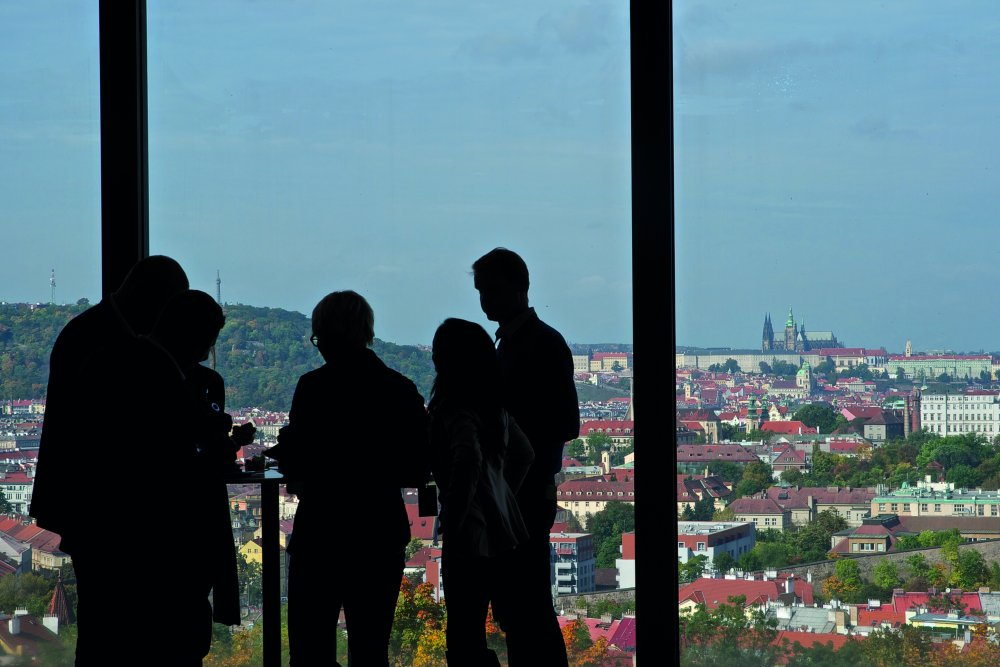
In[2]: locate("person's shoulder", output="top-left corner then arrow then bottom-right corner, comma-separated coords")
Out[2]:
527,313 -> 571,349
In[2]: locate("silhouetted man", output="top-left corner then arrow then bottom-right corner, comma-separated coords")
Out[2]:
473,248 -> 580,666
29,255 -> 189,665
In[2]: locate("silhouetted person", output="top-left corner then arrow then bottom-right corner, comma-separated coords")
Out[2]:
472,248 -> 580,666
428,318 -> 533,666
269,290 -> 430,667
29,255 -> 189,665
158,290 -> 255,631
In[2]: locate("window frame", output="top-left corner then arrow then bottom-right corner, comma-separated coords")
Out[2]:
100,2 -> 669,663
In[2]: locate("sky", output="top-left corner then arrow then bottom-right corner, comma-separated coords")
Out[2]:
675,1 -> 1000,355
0,1 -> 631,347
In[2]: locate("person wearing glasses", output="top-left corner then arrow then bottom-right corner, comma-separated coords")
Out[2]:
269,290 -> 430,666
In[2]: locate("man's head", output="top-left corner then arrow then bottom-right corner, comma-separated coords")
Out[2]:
150,290 -> 225,369
114,255 -> 190,335
311,290 -> 375,359
472,247 -> 530,324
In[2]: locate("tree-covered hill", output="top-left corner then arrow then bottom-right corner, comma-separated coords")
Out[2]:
0,301 -> 435,411
1,301 -> 624,411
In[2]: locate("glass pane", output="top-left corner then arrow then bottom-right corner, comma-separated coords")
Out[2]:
149,2 -> 631,664
676,1 -> 1000,662
0,1 -> 101,661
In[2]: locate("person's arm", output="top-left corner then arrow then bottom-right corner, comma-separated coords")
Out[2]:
504,415 -> 535,494
438,409 -> 483,537
390,378 -> 432,488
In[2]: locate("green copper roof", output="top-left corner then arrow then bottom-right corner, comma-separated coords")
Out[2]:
786,307 -> 794,327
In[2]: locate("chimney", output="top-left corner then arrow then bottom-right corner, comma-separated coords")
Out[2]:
8,616 -> 19,636
785,576 -> 794,595
43,614 -> 58,635
807,570 -> 813,583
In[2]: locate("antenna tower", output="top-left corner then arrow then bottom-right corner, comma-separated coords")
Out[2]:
49,269 -> 56,304
216,270 -> 222,305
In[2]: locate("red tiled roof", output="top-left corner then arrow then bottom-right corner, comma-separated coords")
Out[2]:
729,497 -> 786,515
679,576 -> 813,609
762,421 -> 816,435
405,503 -> 436,541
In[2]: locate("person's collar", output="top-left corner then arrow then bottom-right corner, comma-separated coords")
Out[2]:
495,307 -> 536,341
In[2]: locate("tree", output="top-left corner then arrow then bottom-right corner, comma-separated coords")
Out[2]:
693,492 -> 715,520
873,559 -> 900,592
565,439 -> 586,461
586,503 -> 635,568
0,491 -> 12,515
404,537 -> 424,560
952,549 -> 988,589
680,555 -> 709,583
759,361 -> 773,374
585,432 -> 615,466
713,551 -> 736,574
561,618 -> 610,667
680,595 -> 783,667
391,577 -> 447,666
823,559 -> 862,603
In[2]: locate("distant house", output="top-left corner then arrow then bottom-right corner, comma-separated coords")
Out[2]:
556,476 -> 634,526
678,571 -> 813,613
676,474 -> 733,516
728,497 -> 791,532
761,421 -> 817,436
676,444 -> 759,475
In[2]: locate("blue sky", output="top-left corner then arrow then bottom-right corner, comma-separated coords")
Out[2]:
1,1 -> 631,346
675,2 -> 1000,354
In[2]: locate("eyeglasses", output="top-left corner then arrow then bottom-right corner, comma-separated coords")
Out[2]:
310,335 -> 319,347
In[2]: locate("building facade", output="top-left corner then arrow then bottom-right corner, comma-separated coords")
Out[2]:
920,390 -> 1000,436
677,521 -> 756,565
550,533 -> 596,595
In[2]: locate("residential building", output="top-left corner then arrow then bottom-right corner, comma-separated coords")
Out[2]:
872,478 -> 1000,518
550,532 -> 596,595
764,485 -> 876,527
677,521 -> 755,565
678,571 -> 813,614
677,474 -> 733,516
556,476 -> 634,526
676,444 -> 759,475
886,354 -> 991,381
0,471 -> 34,514
728,497 -> 791,532
579,420 -> 634,448
920,390 -> 1000,436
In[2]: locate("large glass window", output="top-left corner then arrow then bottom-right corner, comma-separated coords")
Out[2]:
148,1 -> 632,663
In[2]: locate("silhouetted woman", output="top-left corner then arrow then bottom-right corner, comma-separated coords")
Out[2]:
270,290 -> 429,666
428,318 -> 534,666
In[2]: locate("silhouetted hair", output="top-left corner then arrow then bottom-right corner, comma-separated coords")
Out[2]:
472,247 -> 529,292
115,255 -> 190,335
152,289 -> 225,365
430,318 -> 504,444
312,291 -> 375,348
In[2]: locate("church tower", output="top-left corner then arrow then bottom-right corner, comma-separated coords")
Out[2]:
762,314 -> 775,351
784,307 -> 796,351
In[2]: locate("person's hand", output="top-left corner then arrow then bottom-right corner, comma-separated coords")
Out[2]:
231,422 -> 257,447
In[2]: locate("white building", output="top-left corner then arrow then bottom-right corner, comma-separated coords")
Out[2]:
920,390 -> 1000,436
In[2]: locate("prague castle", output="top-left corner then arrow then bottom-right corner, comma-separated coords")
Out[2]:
762,307 -> 840,353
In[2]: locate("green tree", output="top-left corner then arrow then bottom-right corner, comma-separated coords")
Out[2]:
713,551 -> 736,574
692,492 -> 715,521
952,549 -> 988,589
680,555 -> 708,583
793,404 -> 840,433
680,595 -> 783,667
565,439 -> 586,461
873,559 -> 900,592
586,503 -> 635,568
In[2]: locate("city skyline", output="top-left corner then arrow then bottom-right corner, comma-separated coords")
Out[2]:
675,2 -> 1000,353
